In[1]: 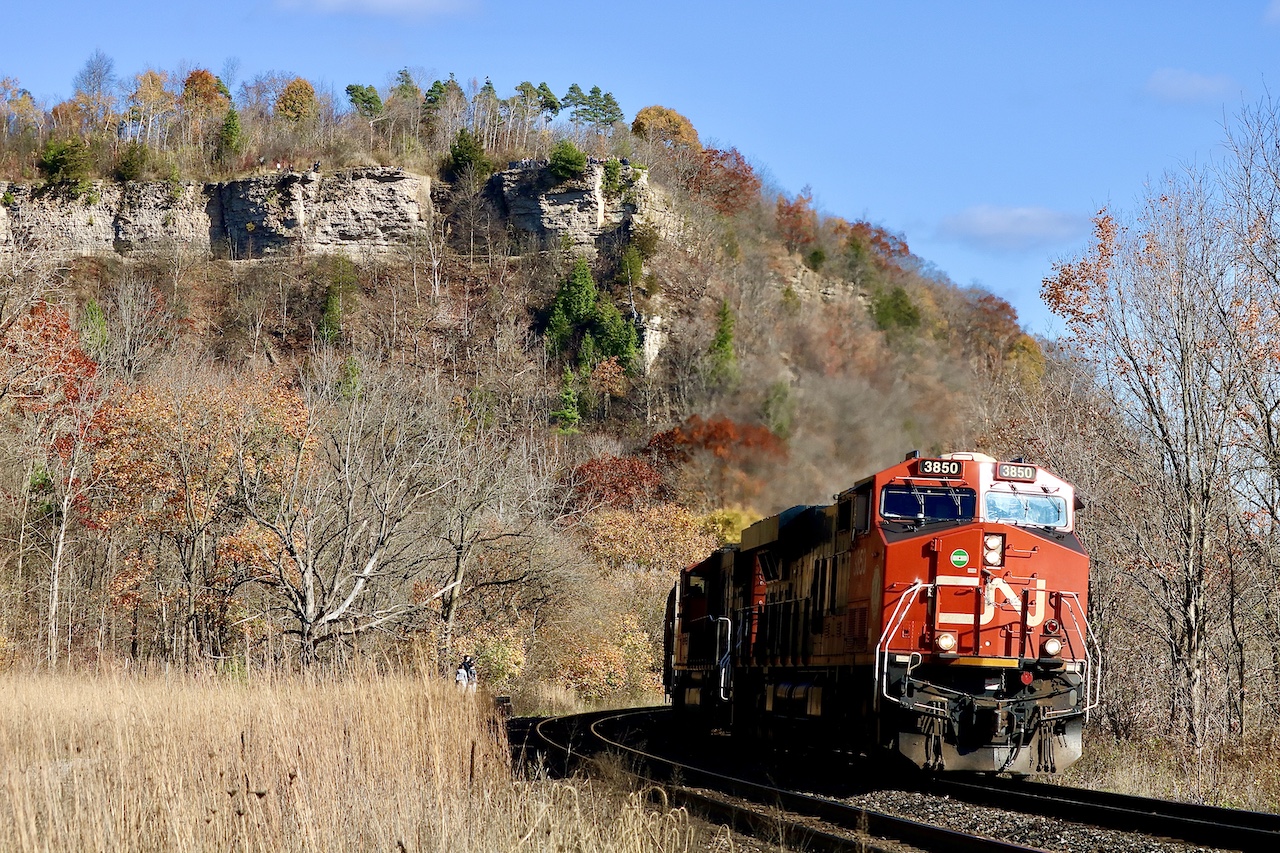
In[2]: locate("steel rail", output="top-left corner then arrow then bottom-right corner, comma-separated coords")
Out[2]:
930,774 -> 1280,852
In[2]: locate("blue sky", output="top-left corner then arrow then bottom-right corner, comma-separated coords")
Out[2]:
4,0 -> 1279,335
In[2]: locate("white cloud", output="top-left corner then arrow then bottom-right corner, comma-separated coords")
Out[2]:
1266,0 -> 1280,24
1144,68 -> 1236,104
936,206 -> 1090,253
275,0 -> 468,17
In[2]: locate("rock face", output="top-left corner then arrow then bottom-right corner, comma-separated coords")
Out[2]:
0,167 -> 432,259
488,162 -> 669,255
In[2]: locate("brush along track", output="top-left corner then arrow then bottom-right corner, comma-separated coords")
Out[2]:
518,708 -> 1048,853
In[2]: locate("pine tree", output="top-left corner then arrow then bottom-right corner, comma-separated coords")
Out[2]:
447,128 -> 489,179
345,84 -> 383,117
549,139 -> 587,180
551,366 -> 581,433
596,299 -> 638,369
706,299 -> 738,388
546,302 -> 571,355
216,107 -> 243,164
537,82 -> 561,116
563,257 -> 598,324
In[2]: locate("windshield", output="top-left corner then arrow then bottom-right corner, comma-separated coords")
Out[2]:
881,485 -> 976,523
984,491 -> 1068,528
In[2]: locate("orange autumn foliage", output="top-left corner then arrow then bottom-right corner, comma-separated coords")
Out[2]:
645,415 -> 787,467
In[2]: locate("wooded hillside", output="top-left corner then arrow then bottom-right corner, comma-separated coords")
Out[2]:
40,53 -> 1280,777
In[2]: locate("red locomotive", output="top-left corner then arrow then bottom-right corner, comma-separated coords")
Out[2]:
663,451 -> 1098,774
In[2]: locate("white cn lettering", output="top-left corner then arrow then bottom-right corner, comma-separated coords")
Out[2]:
935,576 -> 1047,627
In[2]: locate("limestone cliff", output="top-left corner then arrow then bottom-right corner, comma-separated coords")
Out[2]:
487,161 -> 673,254
0,162 -> 671,262
0,166 -> 432,259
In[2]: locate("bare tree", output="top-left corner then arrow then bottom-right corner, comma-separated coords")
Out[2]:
1043,172 -> 1244,746
72,48 -> 118,135
237,356 -> 455,665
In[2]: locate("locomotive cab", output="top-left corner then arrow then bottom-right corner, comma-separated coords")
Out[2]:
872,453 -> 1098,773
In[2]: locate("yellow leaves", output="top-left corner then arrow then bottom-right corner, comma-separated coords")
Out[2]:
579,503 -> 719,575
550,613 -> 658,700
699,504 -> 760,545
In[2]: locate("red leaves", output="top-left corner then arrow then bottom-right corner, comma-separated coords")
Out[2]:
1042,209 -> 1116,331
1,301 -> 98,413
775,190 -> 819,254
569,455 -> 665,510
842,219 -> 910,271
645,415 -> 787,466
692,147 -> 761,217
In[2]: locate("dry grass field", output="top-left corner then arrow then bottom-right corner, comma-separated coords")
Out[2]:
0,670 -> 713,853
1061,729 -> 1280,811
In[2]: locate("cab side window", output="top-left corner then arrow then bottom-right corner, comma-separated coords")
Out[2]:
853,483 -> 872,534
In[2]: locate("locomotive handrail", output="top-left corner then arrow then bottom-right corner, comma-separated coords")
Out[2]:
1052,591 -> 1102,719
714,616 -> 733,701
874,581 -> 929,708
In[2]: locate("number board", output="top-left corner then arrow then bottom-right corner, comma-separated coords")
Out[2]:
996,462 -> 1038,482
917,458 -> 962,477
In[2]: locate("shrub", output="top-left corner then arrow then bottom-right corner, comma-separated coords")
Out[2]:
445,128 -> 490,181
114,142 -> 148,182
630,223 -> 660,259
38,137 -> 93,196
1,191 -> 14,207
317,255 -> 359,344
871,285 -> 921,331
603,158 -> 622,196
548,139 -> 587,181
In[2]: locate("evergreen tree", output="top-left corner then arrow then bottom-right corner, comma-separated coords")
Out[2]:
596,298 -> 638,368
563,83 -> 586,108
549,138 -> 587,181
551,366 -> 581,433
537,82 -> 561,116
546,302 -> 571,355
618,246 -> 643,287
562,257 -> 598,324
391,68 -> 420,102
424,79 -> 448,108
446,128 -> 489,179
38,136 -> 92,193
345,83 -> 383,117
216,107 -> 243,164
706,299 -> 738,387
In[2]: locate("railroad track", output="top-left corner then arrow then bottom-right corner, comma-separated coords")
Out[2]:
519,708 -> 1047,853
512,707 -> 1280,852
929,774 -> 1280,852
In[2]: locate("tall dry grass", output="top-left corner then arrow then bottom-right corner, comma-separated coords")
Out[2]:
1063,730 -> 1280,811
0,671 -> 705,852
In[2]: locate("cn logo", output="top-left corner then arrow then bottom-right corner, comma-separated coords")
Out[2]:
934,575 -> 1047,627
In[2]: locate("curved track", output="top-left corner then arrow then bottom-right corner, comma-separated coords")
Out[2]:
520,708 -> 1048,853
513,707 -> 1280,853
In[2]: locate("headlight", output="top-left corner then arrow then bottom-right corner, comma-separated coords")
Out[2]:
1042,637 -> 1063,657
935,632 -> 957,652
983,533 -> 1005,567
